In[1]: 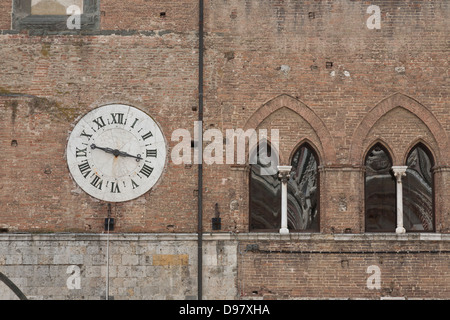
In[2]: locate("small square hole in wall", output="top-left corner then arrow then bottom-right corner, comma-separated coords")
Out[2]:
308,12 -> 315,19
326,62 -> 333,69
160,12 -> 166,18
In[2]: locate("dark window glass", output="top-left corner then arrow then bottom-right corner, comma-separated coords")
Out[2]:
289,144 -> 319,231
403,145 -> 434,231
249,143 -> 280,231
249,143 -> 319,232
365,144 -> 396,232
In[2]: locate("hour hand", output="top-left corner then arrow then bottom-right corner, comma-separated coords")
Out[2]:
90,144 -> 120,157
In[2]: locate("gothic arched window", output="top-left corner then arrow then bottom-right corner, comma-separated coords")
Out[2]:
403,144 -> 435,231
365,143 -> 396,232
288,144 -> 319,231
249,142 -> 319,232
249,142 -> 280,231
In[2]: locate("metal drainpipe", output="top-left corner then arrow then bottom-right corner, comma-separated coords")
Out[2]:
197,0 -> 204,301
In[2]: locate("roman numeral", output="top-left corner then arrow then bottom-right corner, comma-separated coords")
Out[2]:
90,175 -> 103,190
131,179 -> 139,189
78,160 -> 91,178
111,113 -> 124,125
146,149 -> 157,157
110,181 -> 120,193
141,130 -> 153,141
80,130 -> 92,140
76,147 -> 87,158
93,116 -> 106,130
139,164 -> 154,178
130,118 -> 139,129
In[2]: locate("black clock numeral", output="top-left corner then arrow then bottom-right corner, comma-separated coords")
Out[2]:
78,160 -> 92,178
141,130 -> 153,141
130,118 -> 139,129
110,181 -> 120,193
93,116 -> 106,130
111,113 -> 124,125
76,147 -> 87,158
90,175 -> 103,190
139,164 -> 154,178
131,179 -> 139,189
80,130 -> 92,140
146,149 -> 157,158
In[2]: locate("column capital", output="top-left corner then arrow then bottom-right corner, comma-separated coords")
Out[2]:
277,165 -> 292,183
392,166 -> 408,182
392,165 -> 408,175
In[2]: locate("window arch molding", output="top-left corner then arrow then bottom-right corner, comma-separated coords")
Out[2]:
350,92 -> 449,167
403,139 -> 437,168
288,138 -> 322,166
243,94 -> 336,165
362,139 -> 397,167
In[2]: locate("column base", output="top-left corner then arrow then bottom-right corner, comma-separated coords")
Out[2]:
279,228 -> 289,235
396,227 -> 406,234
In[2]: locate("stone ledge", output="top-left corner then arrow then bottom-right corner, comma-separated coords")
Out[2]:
0,232 -> 448,242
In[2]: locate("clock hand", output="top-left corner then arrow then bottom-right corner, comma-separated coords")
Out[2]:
91,144 -> 142,162
117,150 -> 142,162
90,144 -> 121,157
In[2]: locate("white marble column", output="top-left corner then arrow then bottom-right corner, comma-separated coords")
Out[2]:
278,166 -> 292,235
392,166 -> 408,234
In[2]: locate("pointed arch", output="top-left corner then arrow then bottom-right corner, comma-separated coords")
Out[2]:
350,93 -> 448,166
403,143 -> 435,232
364,142 -> 396,232
363,139 -> 396,166
249,140 -> 281,231
403,139 -> 436,168
288,138 -> 321,165
289,142 -> 320,231
244,94 -> 336,164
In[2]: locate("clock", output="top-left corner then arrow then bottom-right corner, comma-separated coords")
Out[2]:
66,104 -> 167,202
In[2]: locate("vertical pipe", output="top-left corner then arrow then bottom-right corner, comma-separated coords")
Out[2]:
106,203 -> 111,300
197,0 -> 204,301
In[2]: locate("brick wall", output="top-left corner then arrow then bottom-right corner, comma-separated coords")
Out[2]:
0,0 -> 448,234
201,0 -> 449,233
0,0 -> 448,299
238,234 -> 450,299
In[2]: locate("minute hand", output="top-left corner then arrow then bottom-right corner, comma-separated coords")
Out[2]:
117,150 -> 142,162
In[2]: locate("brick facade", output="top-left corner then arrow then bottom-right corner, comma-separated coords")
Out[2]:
0,0 -> 449,299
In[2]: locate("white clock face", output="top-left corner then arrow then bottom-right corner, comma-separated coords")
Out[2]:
67,104 -> 167,202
